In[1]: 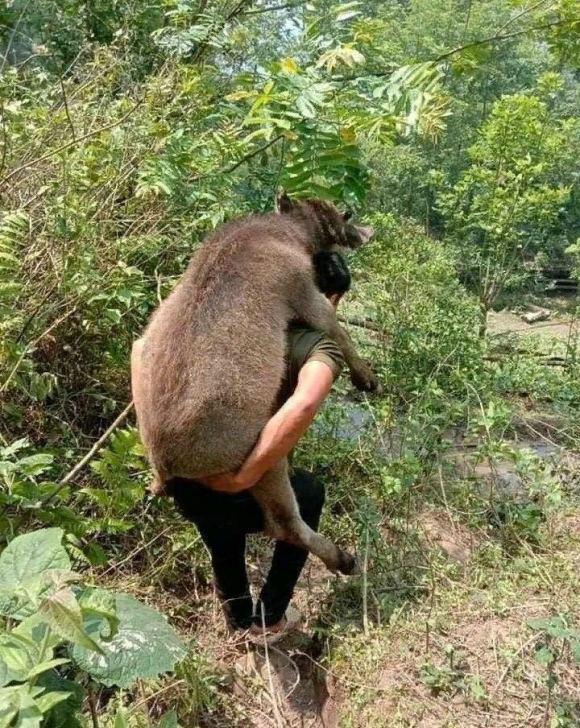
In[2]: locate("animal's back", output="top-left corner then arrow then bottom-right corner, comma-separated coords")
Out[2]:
141,215 -> 304,480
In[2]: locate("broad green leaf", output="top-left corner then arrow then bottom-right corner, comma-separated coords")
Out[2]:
0,684 -> 43,728
13,616 -> 62,652
34,691 -> 72,715
78,588 -> 119,641
114,707 -> 129,728
26,659 -> 70,681
0,633 -> 41,686
39,589 -> 103,653
37,672 -> 83,728
157,711 -> 181,728
0,529 -> 71,618
534,646 -> 554,667
73,593 -> 187,688
528,616 -> 576,640
1,569 -> 81,621
0,589 -> 19,619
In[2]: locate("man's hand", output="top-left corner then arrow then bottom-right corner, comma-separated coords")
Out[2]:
198,471 -> 250,493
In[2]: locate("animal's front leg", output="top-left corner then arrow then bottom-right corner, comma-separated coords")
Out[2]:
291,280 -> 379,392
326,318 -> 379,393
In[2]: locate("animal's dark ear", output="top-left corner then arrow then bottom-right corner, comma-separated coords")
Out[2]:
343,208 -> 353,222
276,189 -> 294,214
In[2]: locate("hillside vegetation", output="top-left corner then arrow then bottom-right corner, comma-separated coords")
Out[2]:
0,2 -> 579,726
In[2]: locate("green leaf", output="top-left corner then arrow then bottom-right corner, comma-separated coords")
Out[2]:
534,646 -> 555,667
37,673 -> 83,728
13,617 -> 62,653
0,570 -> 82,622
114,707 -> 130,728
0,528 -> 80,619
17,454 -> 54,477
34,691 -> 72,715
0,529 -> 71,619
26,659 -> 70,681
78,588 -> 119,641
0,438 -> 29,458
528,616 -> 575,640
39,589 -> 103,654
73,593 -> 187,688
0,684 -> 43,728
157,711 -> 181,728
280,57 -> 299,74
0,633 -> 39,686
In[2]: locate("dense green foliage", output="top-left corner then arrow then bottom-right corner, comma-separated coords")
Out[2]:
0,1 -> 579,725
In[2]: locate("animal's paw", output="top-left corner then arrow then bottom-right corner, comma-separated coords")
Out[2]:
337,550 -> 359,576
350,364 -> 381,394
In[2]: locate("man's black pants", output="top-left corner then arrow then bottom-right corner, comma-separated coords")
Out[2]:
169,470 -> 324,629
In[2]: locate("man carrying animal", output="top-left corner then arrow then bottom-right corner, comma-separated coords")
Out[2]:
132,252 -> 352,642
131,195 -> 378,642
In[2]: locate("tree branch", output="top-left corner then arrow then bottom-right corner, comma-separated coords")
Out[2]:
336,16 -> 579,84
338,315 -> 387,334
432,17 -> 579,64
59,76 -> 76,141
0,97 -> 144,189
41,401 -> 134,505
192,133 -> 284,182
241,1 -> 307,15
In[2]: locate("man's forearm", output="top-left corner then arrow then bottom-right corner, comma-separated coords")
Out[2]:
200,360 -> 334,493
234,395 -> 317,489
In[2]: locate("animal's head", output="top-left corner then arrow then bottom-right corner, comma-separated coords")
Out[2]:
276,191 -> 374,251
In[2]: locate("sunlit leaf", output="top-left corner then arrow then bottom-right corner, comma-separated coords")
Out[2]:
72,593 -> 187,688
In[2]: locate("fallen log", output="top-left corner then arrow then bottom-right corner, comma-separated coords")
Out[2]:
521,308 -> 551,324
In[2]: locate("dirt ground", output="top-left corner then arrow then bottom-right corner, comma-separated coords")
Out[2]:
487,309 -> 577,341
145,305 -> 579,728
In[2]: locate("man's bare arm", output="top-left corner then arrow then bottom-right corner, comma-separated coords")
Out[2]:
201,360 -> 335,493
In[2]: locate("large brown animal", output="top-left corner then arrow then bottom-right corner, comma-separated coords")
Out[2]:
137,193 -> 377,574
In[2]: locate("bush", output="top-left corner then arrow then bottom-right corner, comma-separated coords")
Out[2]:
355,213 -> 484,403
0,528 -> 187,726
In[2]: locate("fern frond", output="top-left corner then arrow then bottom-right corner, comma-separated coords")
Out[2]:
0,210 -> 28,305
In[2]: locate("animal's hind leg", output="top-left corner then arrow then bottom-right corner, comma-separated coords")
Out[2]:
250,459 -> 356,575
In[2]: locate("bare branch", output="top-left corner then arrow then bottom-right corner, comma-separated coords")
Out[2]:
192,133 -> 284,182
0,97 -> 144,189
41,401 -> 135,505
241,1 -> 307,15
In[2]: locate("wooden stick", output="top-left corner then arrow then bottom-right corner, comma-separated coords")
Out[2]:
338,314 -> 386,333
40,401 -> 134,505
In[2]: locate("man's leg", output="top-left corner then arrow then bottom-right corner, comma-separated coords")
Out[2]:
255,469 -> 325,628
170,479 -> 261,630
199,528 -> 253,630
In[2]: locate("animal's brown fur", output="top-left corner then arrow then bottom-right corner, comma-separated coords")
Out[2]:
136,195 -> 377,573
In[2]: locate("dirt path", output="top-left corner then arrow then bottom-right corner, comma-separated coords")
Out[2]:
487,309 -> 576,340
187,303 -> 580,726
